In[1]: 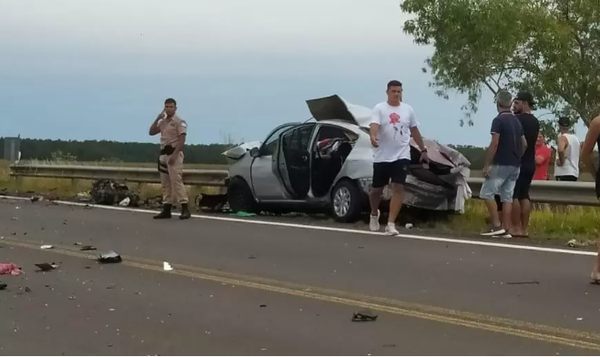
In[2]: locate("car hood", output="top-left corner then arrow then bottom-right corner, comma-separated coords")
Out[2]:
305,95 -> 371,128
221,140 -> 263,160
411,138 -> 470,168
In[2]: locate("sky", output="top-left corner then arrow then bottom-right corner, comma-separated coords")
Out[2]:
0,0 -> 588,148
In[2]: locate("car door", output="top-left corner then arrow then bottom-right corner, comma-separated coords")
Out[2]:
250,123 -> 299,200
273,123 -> 316,199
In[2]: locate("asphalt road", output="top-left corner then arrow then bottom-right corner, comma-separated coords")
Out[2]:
1,197 -> 600,355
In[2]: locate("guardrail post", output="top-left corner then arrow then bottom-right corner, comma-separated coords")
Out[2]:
13,175 -> 23,191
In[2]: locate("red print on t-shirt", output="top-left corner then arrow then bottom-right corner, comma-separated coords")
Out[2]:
389,112 -> 400,125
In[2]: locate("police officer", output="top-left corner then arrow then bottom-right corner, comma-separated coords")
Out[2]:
149,98 -> 191,220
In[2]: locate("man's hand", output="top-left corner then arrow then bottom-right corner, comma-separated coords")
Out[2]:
156,111 -> 166,121
420,151 -> 430,163
483,165 -> 491,178
370,136 -> 379,148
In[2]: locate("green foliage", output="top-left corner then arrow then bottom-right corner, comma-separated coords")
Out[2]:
400,0 -> 600,127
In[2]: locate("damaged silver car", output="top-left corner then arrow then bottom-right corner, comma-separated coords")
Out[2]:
222,95 -> 472,223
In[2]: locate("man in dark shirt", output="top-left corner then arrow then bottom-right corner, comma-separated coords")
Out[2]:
510,91 -> 539,237
480,90 -> 528,237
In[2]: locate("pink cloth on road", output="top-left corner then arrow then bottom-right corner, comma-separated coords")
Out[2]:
0,263 -> 22,276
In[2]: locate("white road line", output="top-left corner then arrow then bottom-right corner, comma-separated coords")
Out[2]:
1,195 -> 596,257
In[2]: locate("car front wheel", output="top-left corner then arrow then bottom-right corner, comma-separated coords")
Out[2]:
331,180 -> 363,223
227,177 -> 259,214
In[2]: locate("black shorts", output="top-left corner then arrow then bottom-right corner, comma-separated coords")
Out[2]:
513,165 -> 535,200
372,159 -> 410,188
556,175 -> 577,182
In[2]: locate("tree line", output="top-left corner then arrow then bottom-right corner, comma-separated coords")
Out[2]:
1,137 -> 495,169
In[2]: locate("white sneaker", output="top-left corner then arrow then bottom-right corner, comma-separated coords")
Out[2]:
369,210 -> 380,231
385,223 -> 399,235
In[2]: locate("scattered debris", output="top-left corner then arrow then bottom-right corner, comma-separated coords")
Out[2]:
507,281 -> 540,285
35,263 -> 59,272
68,296 -> 76,300
382,344 -> 396,348
196,193 -> 229,212
97,251 -> 122,264
11,217 -> 18,221
40,245 -> 54,250
0,263 -> 22,276
108,308 -> 115,312
106,284 -> 116,290
24,287 -> 31,293
248,255 -> 256,259
91,179 -> 140,207
405,223 -> 413,229
31,196 -> 43,203
352,309 -> 378,322
73,242 -> 82,246
80,245 -> 97,251
260,304 -> 267,308
163,262 -> 173,271
0,281 -> 7,290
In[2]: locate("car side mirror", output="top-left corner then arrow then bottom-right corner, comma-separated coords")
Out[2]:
249,147 -> 260,157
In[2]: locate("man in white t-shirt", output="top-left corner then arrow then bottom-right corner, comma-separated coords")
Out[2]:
369,80 -> 429,235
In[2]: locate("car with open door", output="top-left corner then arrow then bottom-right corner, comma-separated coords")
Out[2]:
222,95 -> 472,223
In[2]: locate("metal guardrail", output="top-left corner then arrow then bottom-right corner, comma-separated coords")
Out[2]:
8,164 -> 600,206
9,164 -> 228,187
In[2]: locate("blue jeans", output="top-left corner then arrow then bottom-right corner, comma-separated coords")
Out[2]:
480,165 -> 520,203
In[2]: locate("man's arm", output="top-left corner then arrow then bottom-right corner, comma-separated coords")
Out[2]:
556,134 -> 568,166
484,118 -> 501,168
172,120 -> 188,155
521,135 -> 528,156
408,107 -> 426,151
149,112 -> 165,136
369,106 -> 381,147
581,116 -> 600,180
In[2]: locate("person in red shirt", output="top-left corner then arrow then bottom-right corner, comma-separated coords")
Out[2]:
533,133 -> 552,180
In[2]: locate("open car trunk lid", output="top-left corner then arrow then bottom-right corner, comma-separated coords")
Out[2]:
306,95 -> 372,128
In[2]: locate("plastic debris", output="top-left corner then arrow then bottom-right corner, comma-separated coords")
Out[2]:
233,211 -> 257,217
40,245 -> 54,250
98,251 -> 122,264
119,197 -> 130,206
0,281 -> 6,290
405,223 -> 413,229
80,245 -> 97,251
0,263 -> 22,276
163,262 -> 173,271
352,309 -> 378,322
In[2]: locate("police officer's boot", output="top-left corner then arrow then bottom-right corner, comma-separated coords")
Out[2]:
154,203 -> 172,219
179,203 -> 191,220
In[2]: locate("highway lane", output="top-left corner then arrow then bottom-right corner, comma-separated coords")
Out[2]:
2,246 -> 592,355
1,198 -> 600,354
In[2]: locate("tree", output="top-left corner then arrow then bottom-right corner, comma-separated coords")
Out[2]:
400,0 -> 600,130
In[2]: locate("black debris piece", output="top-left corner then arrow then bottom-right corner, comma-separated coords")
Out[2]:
195,193 -> 228,212
248,255 -> 256,259
0,281 -> 6,290
97,251 -> 122,264
259,304 -> 267,308
31,196 -> 42,203
106,284 -> 116,290
35,263 -> 57,272
24,287 -> 31,293
80,245 -> 97,251
506,281 -> 540,285
352,309 -> 378,322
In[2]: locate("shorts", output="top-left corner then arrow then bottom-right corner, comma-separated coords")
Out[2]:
556,175 -> 577,182
372,159 -> 410,188
479,165 -> 520,203
513,164 -> 535,200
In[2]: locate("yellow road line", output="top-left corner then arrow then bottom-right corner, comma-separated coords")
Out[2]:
4,237 -> 600,352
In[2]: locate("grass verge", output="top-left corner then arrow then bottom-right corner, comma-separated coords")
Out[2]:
2,160 -> 599,244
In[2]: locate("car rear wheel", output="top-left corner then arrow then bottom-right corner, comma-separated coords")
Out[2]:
331,180 -> 362,223
227,177 -> 259,214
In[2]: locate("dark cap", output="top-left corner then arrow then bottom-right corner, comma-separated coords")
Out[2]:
558,116 -> 571,127
514,91 -> 536,106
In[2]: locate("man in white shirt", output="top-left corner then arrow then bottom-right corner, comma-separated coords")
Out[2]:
554,116 -> 580,181
369,80 -> 429,235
